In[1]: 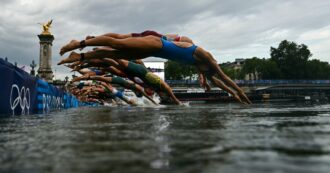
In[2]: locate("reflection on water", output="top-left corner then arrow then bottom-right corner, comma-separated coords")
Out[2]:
1,102 -> 330,173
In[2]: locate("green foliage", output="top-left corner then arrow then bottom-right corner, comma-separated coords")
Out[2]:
239,57 -> 281,80
220,65 -> 241,79
258,59 -> 282,79
270,40 -> 311,79
164,40 -> 330,80
239,57 -> 262,79
238,40 -> 330,80
305,59 -> 330,79
165,60 -> 197,80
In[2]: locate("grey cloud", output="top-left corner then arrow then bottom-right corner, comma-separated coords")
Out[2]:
69,0 -> 214,33
0,0 -> 329,79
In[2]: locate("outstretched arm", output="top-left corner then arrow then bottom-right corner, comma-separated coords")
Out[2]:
159,81 -> 182,105
133,84 -> 158,105
196,67 -> 211,91
199,73 -> 211,91
195,48 -> 251,104
101,83 -> 136,105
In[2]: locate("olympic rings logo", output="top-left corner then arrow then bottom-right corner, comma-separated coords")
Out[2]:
9,84 -> 74,115
42,94 -> 63,113
10,84 -> 30,115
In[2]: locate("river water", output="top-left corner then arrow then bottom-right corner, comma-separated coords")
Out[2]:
1,102 -> 330,173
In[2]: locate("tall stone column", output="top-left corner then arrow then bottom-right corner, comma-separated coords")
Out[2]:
37,34 -> 54,83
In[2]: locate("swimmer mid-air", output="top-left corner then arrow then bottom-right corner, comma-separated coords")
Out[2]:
58,30 -> 251,104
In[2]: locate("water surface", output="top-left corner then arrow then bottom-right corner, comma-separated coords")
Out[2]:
1,102 -> 330,173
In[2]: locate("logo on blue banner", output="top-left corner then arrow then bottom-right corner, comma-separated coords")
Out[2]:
10,84 -> 31,115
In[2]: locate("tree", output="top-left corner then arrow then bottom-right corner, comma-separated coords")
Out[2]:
221,64 -> 241,79
270,40 -> 312,79
258,59 -> 281,79
305,59 -> 330,79
239,57 -> 281,80
165,60 -> 197,80
239,57 -> 262,79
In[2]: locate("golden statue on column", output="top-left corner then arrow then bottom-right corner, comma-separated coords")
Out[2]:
38,19 -> 53,35
37,19 -> 55,82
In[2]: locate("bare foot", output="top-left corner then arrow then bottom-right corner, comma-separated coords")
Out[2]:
70,77 -> 80,83
60,40 -> 80,56
71,65 -> 82,72
64,64 -> 74,69
58,52 -> 81,65
71,74 -> 90,83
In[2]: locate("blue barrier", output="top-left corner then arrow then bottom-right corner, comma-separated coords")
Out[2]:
0,58 -> 80,116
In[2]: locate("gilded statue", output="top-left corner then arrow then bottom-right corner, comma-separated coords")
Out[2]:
38,19 -> 53,35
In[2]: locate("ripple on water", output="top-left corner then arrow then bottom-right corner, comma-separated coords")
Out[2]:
1,102 -> 330,173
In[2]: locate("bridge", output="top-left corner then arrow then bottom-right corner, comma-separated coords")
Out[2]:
166,79 -> 330,86
165,80 -> 330,102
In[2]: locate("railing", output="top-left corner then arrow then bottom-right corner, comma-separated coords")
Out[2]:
166,80 -> 330,86
166,80 -> 199,85
235,80 -> 330,85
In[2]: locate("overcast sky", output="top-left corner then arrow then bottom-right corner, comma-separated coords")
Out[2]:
1,0 -> 329,79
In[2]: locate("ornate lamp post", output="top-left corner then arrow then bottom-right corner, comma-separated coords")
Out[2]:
30,60 -> 37,76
